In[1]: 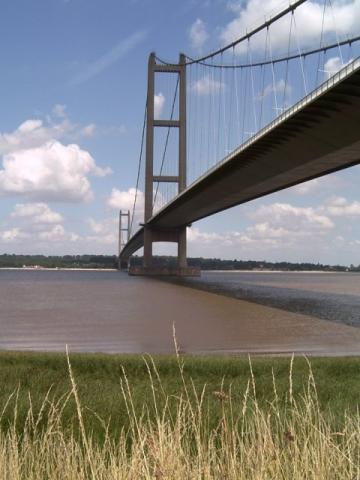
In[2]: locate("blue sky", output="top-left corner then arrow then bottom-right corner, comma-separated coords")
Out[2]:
0,0 -> 360,265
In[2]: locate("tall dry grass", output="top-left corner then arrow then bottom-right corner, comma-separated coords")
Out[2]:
0,352 -> 358,479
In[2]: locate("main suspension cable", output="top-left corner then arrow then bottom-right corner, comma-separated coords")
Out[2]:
130,103 -> 147,235
156,0 -> 309,66
181,35 -> 360,70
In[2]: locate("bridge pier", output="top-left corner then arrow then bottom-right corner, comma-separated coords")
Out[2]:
129,225 -> 199,276
127,51 -> 199,277
143,227 -> 153,269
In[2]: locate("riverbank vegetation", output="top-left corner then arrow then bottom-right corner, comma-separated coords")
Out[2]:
0,352 -> 359,478
0,254 -> 118,269
1,253 -> 360,271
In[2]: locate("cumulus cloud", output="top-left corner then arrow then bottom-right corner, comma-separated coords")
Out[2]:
251,202 -> 334,231
106,187 -> 165,225
322,197 -> 360,216
11,203 -> 63,224
187,227 -> 224,244
0,202 -> 121,253
192,75 -> 225,95
0,227 -> 29,242
38,224 -> 79,242
189,19 -> 209,50
323,56 -> 353,79
154,93 -> 165,118
107,187 -> 143,212
188,200 -> 335,256
0,115 -> 96,156
220,0 -> 360,54
0,141 -> 111,202
0,107 -> 114,204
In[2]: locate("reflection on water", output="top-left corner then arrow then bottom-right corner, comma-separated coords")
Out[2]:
0,269 -> 359,354
175,271 -> 360,328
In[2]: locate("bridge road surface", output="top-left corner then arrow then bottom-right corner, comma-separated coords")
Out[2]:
1,271 -> 360,355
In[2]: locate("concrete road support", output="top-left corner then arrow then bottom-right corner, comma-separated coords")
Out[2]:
135,52 -> 199,276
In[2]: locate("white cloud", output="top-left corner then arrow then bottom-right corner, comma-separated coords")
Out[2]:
38,224 -> 79,242
0,114 -> 96,156
187,204 -> 334,255
322,197 -> 360,216
187,227 -> 224,244
261,78 -> 291,99
107,187 -> 143,212
220,0 -> 360,54
0,141 -> 111,202
106,187 -> 165,225
107,187 -> 143,230
324,57 -> 343,79
189,19 -> 209,50
251,202 -> 334,231
11,203 -> 63,224
0,228 -> 29,242
187,198 -> 346,259
192,75 -> 225,95
323,56 -> 353,80
293,179 -> 320,195
154,93 -> 165,118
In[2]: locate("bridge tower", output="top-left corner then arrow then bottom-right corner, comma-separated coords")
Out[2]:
118,210 -> 130,270
129,52 -> 199,276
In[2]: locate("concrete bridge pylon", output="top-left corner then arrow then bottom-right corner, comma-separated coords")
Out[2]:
129,52 -> 200,276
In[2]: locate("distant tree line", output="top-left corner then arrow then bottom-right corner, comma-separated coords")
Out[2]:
0,254 -> 118,269
130,255 -> 360,272
0,254 -> 359,272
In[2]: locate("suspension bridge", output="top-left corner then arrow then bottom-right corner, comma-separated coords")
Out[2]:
119,0 -> 360,276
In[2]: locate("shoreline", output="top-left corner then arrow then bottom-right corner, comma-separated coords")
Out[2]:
1,347 -> 360,357
0,267 -> 356,274
204,269 -> 343,274
0,267 -> 116,271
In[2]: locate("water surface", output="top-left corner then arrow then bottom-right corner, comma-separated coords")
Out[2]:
0,269 -> 359,354
175,271 -> 360,328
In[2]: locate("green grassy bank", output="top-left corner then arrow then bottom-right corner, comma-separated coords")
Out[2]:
0,352 -> 359,441
0,352 -> 359,478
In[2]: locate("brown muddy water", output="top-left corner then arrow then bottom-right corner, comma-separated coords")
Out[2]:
0,269 -> 360,355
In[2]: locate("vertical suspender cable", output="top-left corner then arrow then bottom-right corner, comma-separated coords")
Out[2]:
316,0 -> 327,88
328,0 -> 344,65
248,37 -> 258,134
282,12 -> 294,112
293,12 -> 308,95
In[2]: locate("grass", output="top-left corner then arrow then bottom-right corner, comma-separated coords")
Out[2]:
0,351 -> 359,478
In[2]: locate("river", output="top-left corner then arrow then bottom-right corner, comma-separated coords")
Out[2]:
0,269 -> 359,354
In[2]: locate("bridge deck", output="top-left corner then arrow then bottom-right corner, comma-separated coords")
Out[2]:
122,58 -> 360,258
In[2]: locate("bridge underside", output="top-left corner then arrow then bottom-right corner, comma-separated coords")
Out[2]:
121,62 -> 360,260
